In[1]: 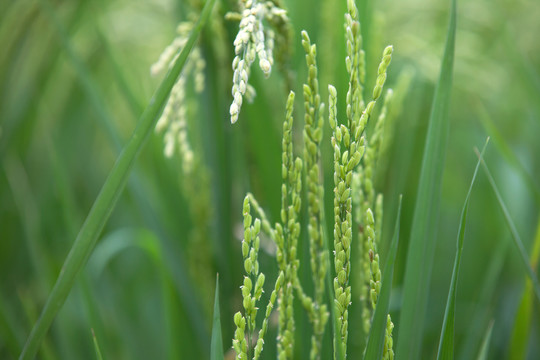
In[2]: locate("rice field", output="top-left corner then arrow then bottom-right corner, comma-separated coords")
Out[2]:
1,0 -> 539,359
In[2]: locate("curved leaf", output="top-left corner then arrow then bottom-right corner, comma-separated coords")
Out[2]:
18,0 -> 217,358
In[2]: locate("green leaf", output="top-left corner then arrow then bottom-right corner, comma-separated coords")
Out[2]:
510,288 -> 533,360
476,321 -> 494,360
476,103 -> 540,359
478,154 -> 540,304
18,0 -> 217,359
364,196 -> 402,360
509,218 -> 540,359
91,329 -> 104,360
87,228 -> 203,358
211,274 -> 224,360
396,0 -> 457,358
477,104 -> 540,206
87,228 -> 160,276
436,139 -> 488,360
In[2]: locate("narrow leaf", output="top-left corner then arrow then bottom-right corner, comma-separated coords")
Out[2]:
436,139 -> 488,360
509,218 -> 540,359
476,321 -> 494,360
477,152 -> 540,304
396,0 -> 457,358
211,274 -> 224,360
477,104 -> 540,205
477,103 -> 540,358
91,329 -> 104,360
364,196 -> 402,359
18,0 -> 217,358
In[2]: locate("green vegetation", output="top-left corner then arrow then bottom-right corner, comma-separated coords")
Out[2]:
1,0 -> 540,359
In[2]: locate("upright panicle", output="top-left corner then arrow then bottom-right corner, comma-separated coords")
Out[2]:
275,92 -> 303,360
228,2 -> 399,359
329,0 -> 394,357
353,50 -> 395,357
328,82 -> 361,357
231,92 -> 302,360
232,195 -> 285,360
301,30 -> 329,360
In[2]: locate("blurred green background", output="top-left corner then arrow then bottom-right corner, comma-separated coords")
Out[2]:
1,0 -> 539,358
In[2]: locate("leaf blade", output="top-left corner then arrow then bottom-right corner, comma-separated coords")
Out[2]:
478,155 -> 540,304
91,329 -> 104,360
477,104 -> 540,206
436,139 -> 488,360
396,0 -> 457,358
509,218 -> 540,359
18,0 -> 217,358
476,321 -> 494,360
211,274 -> 224,360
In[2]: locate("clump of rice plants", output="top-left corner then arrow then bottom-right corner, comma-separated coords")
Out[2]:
228,0 -> 398,358
3,0 -> 540,359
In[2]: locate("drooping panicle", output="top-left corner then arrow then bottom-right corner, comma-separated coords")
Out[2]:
229,0 -> 289,124
151,22 -> 206,175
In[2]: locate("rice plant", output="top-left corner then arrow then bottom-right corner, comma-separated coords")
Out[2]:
1,0 -> 540,359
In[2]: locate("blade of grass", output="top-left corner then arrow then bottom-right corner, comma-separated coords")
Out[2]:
18,0 -> 216,358
45,91 -> 206,356
458,232 -> 508,359
91,329 -> 103,360
79,277 -> 107,360
396,0 -> 457,358
94,23 -> 144,116
199,29 -> 237,341
211,274 -> 224,360
476,103 -> 540,358
436,139 -> 488,360
88,227 -> 200,358
476,103 -> 540,206
509,217 -> 540,359
476,151 -> 540,304
476,321 -> 494,360
18,291 -> 56,360
364,196 -> 402,360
